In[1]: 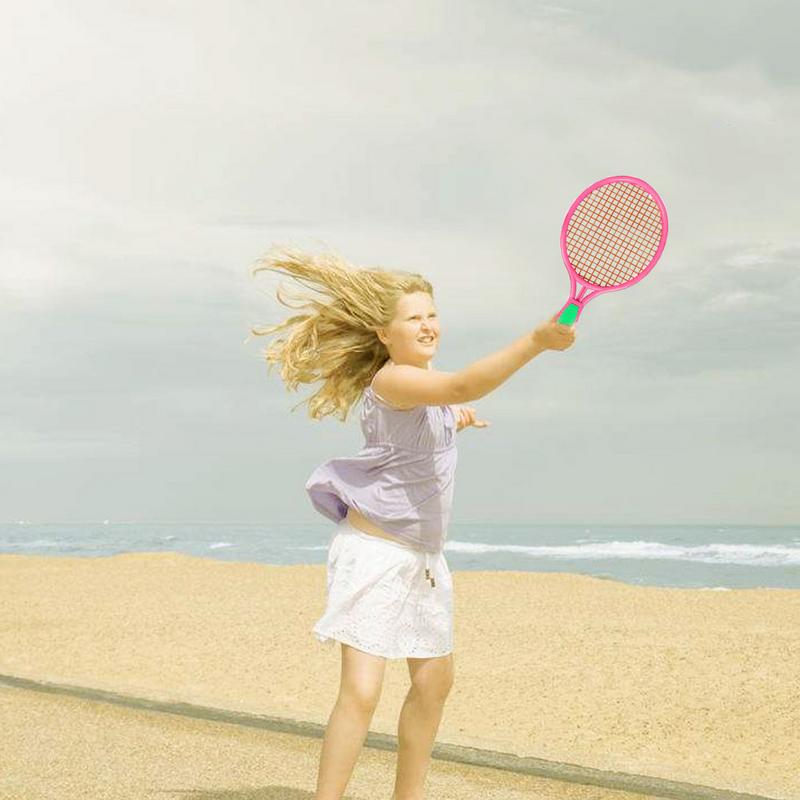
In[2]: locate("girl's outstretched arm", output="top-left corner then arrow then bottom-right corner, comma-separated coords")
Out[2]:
376,315 -> 575,409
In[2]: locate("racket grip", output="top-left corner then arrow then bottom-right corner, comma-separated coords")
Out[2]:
557,302 -> 580,325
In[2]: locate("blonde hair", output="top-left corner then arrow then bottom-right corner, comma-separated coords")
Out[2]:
248,244 -> 434,422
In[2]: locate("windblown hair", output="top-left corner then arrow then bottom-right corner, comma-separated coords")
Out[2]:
248,244 -> 433,422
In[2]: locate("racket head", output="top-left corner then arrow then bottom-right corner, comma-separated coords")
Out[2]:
560,175 -> 668,292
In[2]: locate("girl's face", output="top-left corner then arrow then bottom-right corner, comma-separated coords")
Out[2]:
378,291 -> 439,368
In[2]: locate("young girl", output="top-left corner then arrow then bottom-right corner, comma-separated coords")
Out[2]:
249,245 -> 575,800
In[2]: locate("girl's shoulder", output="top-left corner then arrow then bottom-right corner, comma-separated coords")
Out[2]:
369,362 -> 419,412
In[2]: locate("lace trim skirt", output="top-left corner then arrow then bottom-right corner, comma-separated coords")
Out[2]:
312,517 -> 454,659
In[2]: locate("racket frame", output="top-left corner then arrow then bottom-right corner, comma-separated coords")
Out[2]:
556,175 -> 668,325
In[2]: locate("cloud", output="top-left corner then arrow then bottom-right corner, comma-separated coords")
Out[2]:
1,0 -> 798,522
583,241 -> 800,377
527,0 -> 800,86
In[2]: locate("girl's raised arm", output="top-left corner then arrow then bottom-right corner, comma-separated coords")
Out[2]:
376,315 -> 574,408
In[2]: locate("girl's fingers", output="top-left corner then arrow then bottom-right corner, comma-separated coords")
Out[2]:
456,406 -> 490,429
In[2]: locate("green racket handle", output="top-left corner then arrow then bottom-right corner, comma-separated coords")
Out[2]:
557,303 -> 580,325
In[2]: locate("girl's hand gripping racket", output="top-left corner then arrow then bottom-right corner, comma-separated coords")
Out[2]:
556,175 -> 668,325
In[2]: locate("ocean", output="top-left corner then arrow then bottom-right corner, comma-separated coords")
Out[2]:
2,521 -> 798,590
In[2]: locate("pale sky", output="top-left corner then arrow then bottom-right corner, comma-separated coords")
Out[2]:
2,1 -> 798,525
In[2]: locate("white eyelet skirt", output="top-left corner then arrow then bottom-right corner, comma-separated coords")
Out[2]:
313,517 -> 454,659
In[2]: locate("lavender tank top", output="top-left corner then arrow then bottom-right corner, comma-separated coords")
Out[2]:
304,374 -> 458,553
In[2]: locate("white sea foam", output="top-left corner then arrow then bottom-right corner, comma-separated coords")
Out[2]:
1,539 -> 62,548
698,586 -> 732,591
444,540 -> 800,567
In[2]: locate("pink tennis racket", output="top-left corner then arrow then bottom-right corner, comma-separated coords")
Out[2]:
556,175 -> 668,325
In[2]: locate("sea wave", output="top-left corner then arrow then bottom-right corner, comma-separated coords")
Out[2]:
444,540 -> 800,567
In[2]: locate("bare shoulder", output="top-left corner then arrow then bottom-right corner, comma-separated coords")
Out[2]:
373,362 -> 464,409
371,362 -> 418,411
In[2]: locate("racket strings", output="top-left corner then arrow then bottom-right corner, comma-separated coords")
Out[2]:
566,182 -> 663,287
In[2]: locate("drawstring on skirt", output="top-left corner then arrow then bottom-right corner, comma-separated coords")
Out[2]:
424,550 -> 436,588
335,517 -> 441,589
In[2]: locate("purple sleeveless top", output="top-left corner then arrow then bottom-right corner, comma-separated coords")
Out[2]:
304,378 -> 458,553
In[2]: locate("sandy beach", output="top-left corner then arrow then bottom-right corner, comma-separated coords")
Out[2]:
0,552 -> 797,799
1,683 -> 671,800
